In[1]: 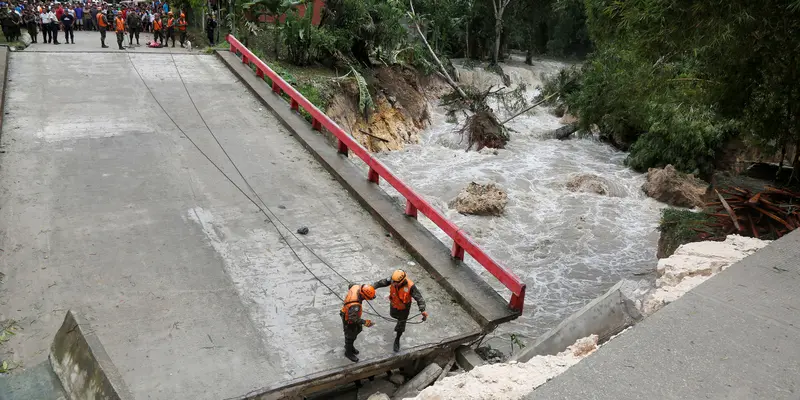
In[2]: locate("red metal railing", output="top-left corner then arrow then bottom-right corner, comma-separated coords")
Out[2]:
226,34 -> 526,313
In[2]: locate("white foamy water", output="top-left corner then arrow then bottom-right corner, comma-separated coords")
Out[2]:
370,60 -> 665,344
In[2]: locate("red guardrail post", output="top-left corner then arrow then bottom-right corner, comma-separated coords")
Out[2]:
242,54 -> 249,65
509,286 -> 526,312
367,168 -> 380,184
311,118 -> 322,131
271,82 -> 281,94
256,69 -> 264,79
337,139 -> 349,156
290,99 -> 300,111
451,243 -> 465,260
404,200 -> 418,218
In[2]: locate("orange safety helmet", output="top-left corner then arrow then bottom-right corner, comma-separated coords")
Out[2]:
391,269 -> 407,283
360,284 -> 376,300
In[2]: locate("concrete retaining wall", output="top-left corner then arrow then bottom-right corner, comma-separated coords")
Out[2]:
49,310 -> 134,400
511,280 -> 645,363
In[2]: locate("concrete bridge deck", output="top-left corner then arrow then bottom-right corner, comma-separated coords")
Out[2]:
0,33 -> 492,399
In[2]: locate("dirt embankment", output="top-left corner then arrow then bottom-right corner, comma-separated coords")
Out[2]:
325,66 -> 449,152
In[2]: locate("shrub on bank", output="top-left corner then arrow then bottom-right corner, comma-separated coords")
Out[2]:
657,208 -> 716,258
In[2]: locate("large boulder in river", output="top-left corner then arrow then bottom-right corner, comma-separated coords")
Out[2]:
449,182 -> 508,216
566,174 -> 612,196
642,165 -> 709,208
566,173 -> 626,197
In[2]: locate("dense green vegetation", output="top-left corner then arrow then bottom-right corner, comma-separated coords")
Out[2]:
213,0 -> 800,181
552,0 -> 800,180
657,208 -> 716,258
220,0 -> 590,68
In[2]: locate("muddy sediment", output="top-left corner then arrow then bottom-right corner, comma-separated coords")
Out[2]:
325,66 -> 449,152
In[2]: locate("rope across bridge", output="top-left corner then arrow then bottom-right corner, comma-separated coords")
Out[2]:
125,51 -> 422,325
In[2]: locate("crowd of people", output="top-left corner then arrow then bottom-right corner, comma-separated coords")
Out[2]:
0,1 -> 218,49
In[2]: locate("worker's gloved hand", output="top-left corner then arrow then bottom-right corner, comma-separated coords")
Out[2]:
364,319 -> 374,327
421,311 -> 428,322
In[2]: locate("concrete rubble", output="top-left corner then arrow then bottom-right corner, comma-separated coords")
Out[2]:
408,335 -> 598,400
642,234 -> 770,314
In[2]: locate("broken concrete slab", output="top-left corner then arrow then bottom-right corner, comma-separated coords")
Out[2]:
357,376 -> 397,400
393,363 -> 442,399
455,346 -> 484,372
49,310 -> 134,400
511,279 -> 646,363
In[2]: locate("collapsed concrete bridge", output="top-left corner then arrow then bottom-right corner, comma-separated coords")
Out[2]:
0,32 -> 524,400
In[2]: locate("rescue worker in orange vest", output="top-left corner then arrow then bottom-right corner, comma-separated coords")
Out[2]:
373,270 -> 428,352
177,12 -> 188,48
152,13 -> 163,46
114,12 -> 126,50
165,11 -> 175,47
340,284 -> 376,362
96,9 -> 109,48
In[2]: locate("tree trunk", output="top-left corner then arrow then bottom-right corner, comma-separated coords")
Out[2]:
490,0 -> 507,65
491,13 -> 502,65
465,20 -> 470,59
791,142 -> 800,182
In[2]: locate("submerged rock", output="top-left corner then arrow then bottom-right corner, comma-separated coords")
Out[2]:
566,173 -> 611,196
566,173 -> 626,197
449,182 -> 508,216
642,165 -> 709,208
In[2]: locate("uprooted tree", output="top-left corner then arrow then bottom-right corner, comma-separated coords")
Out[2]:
409,0 -> 550,151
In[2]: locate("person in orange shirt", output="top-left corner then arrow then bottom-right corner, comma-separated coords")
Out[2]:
340,284 -> 376,362
373,269 -> 428,352
114,12 -> 126,50
165,11 -> 175,47
177,12 -> 187,48
96,10 -> 109,48
152,13 -> 163,46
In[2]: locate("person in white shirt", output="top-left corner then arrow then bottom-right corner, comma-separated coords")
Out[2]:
46,9 -> 59,44
39,9 -> 51,43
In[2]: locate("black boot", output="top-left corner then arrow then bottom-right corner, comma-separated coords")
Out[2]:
352,346 -> 359,355
344,348 -> 359,362
344,340 -> 359,362
393,333 -> 402,352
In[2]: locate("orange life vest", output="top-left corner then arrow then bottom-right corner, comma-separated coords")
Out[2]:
97,13 -> 107,28
341,285 -> 363,323
177,18 -> 187,31
153,19 -> 162,31
167,17 -> 174,28
390,279 -> 414,310
115,17 -> 125,32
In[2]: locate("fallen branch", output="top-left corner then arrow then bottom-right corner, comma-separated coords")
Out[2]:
716,189 -> 742,232
358,129 -> 389,143
500,92 -> 558,124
